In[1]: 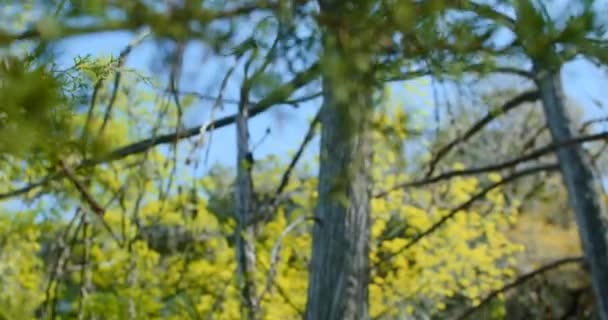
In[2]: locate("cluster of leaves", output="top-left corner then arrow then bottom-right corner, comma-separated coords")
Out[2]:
0,56 -> 74,158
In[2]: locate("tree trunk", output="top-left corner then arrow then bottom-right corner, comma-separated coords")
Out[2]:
304,19 -> 374,319
305,82 -> 373,320
235,94 -> 257,319
535,64 -> 608,320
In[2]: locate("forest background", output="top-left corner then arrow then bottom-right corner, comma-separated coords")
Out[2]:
1,0 -> 608,319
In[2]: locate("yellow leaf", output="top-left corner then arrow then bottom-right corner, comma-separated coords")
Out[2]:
488,172 -> 502,182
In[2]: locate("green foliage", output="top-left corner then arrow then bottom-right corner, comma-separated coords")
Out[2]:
0,56 -> 73,157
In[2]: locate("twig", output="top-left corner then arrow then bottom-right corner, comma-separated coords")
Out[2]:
77,215 -> 92,320
581,116 -> 608,133
185,62 -> 238,166
255,254 -> 305,316
43,208 -> 82,319
453,256 -> 585,320
275,111 -> 320,196
240,112 -> 321,227
0,63 -> 321,200
0,3 -> 273,44
375,131 -> 608,198
425,90 -> 540,178
163,89 -> 240,105
284,92 -> 323,107
373,163 -> 559,269
82,81 -> 103,144
97,29 -> 150,138
61,163 -> 104,216
257,215 -> 314,305
61,162 -> 121,243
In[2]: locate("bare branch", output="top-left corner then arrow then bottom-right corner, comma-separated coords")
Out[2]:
234,52 -> 258,320
383,62 -> 532,83
424,90 -> 540,178
164,89 -> 240,105
581,116 -> 608,133
100,62 -> 320,162
453,256 -> 585,320
61,162 -> 121,243
0,3 -> 275,45
98,29 -> 151,138
376,131 -> 608,198
257,215 -> 315,306
0,22 -> 133,45
185,62 -> 238,166
275,111 -> 320,196
61,163 -> 105,216
42,208 -> 82,319
373,163 -> 559,268
0,63 -> 321,200
76,217 -> 92,320
284,92 -> 323,107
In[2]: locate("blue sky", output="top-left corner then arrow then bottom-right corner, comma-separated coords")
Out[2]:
50,29 -> 608,175
51,31 -> 322,173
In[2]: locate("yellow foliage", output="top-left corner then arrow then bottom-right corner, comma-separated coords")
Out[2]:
0,105 -> 528,319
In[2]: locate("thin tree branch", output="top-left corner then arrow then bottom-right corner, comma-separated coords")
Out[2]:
0,3 -> 274,44
460,1 -> 517,30
424,90 -> 540,178
99,62 -> 320,162
382,62 -> 532,83
284,92 -> 323,107
581,116 -> 608,133
376,131 -> 608,198
255,251 -> 305,316
42,208 -> 82,319
234,52 -> 258,319
0,63 -> 321,200
520,125 -> 547,152
453,256 -> 585,320
275,111 -> 320,196
185,61 -> 238,166
82,81 -> 103,144
257,215 -> 315,306
238,112 -> 320,228
373,163 -> 559,268
61,162 -> 121,243
164,89 -> 240,105
77,216 -> 92,320
0,22 -> 133,44
61,162 -> 105,216
97,29 -> 150,138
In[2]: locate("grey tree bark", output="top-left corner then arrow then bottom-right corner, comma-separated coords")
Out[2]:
235,91 -> 257,319
305,81 -> 373,320
535,63 -> 608,320
304,7 -> 374,315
